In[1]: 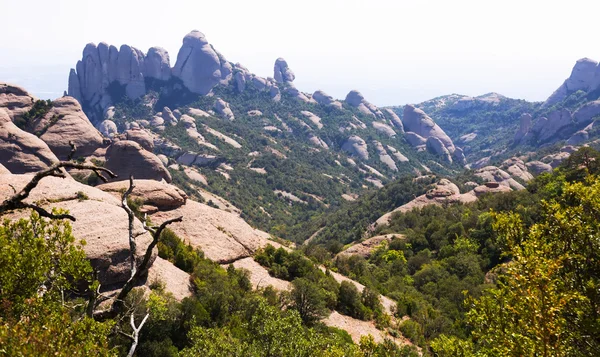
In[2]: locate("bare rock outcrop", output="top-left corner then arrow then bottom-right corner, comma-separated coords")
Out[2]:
573,100 -> 600,125
345,90 -> 384,118
150,200 -> 278,264
404,132 -> 427,147
403,105 -> 456,154
97,179 -> 187,210
372,121 -> 396,137
426,136 -> 452,163
341,135 -> 369,160
373,141 -> 397,171
105,140 -> 171,182
312,90 -> 342,110
172,30 -> 230,95
273,58 -> 295,83
30,96 -> 104,160
0,109 -> 59,173
214,98 -> 235,120
98,120 -> 118,137
513,113 -> 532,144
526,160 -> 553,174
144,47 -> 171,81
0,83 -> 34,120
500,157 -> 533,182
337,234 -> 397,259
0,174 -> 155,287
544,58 -> 600,107
474,166 -> 525,190
386,145 -> 409,163
532,108 -> 573,143
383,109 -> 404,133
567,130 -> 589,145
125,128 -> 154,151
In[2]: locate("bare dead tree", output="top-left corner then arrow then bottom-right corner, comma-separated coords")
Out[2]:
119,312 -> 150,357
0,161 -> 117,220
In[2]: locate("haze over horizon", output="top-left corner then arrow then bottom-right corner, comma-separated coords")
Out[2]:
2,0 -> 599,106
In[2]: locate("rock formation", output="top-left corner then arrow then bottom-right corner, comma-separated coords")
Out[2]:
312,90 -> 342,110
144,47 -> 171,81
0,174 -> 156,286
372,121 -> 396,137
105,140 -> 172,182
513,113 -> 532,144
544,58 -> 600,107
31,96 -> 104,160
383,109 -> 404,133
172,30 -> 231,95
214,98 -> 235,120
273,58 -> 295,83
373,141 -> 397,171
98,120 -> 118,137
345,90 -> 384,118
0,109 -> 59,173
125,128 -> 154,151
403,105 -> 464,163
0,83 -> 34,120
341,135 -> 369,160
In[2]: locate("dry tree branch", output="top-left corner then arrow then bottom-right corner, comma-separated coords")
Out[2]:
99,176 -> 182,319
126,312 -> 149,357
0,161 -> 117,221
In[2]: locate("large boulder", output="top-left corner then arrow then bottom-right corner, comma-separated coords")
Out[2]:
105,140 -> 171,182
426,136 -> 452,163
341,135 -> 369,160
273,58 -> 295,83
0,109 -> 59,173
214,98 -> 235,120
526,160 -> 553,174
97,179 -> 187,210
383,108 -> 404,133
0,174 -> 156,287
172,30 -> 224,95
345,90 -> 383,118
567,130 -> 589,145
544,58 -> 600,107
98,120 -> 118,137
573,100 -> 600,125
373,141 -> 397,171
533,108 -> 573,143
30,96 -> 104,160
403,105 -> 455,153
150,200 -> 278,264
0,83 -> 35,120
144,47 -> 171,81
404,132 -> 427,147
372,121 -> 396,137
312,90 -> 342,110
125,128 -> 154,151
513,113 -> 532,144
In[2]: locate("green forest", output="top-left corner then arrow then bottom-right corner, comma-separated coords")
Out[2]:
1,147 -> 599,356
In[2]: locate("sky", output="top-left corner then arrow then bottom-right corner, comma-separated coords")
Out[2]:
1,0 -> 600,106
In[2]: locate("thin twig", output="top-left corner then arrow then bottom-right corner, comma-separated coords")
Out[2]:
0,161 -> 117,221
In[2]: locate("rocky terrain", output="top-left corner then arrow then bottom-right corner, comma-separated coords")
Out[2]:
4,29 -> 600,354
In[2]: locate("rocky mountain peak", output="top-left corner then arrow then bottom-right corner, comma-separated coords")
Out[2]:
273,58 -> 295,83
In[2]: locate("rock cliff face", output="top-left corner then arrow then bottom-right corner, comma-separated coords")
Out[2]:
273,58 -> 295,83
172,30 -> 231,95
31,96 -> 105,160
0,83 -> 34,120
403,105 -> 464,164
0,108 -> 59,173
345,90 -> 384,118
544,58 -> 600,107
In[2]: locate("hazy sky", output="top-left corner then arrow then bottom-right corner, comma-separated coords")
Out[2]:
2,0 -> 599,105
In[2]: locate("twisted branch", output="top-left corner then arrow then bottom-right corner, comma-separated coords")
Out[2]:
0,161 -> 117,221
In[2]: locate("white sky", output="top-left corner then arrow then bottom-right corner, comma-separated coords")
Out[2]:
1,0 -> 599,105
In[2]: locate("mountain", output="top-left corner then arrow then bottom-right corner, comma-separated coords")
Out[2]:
63,30 -> 472,241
